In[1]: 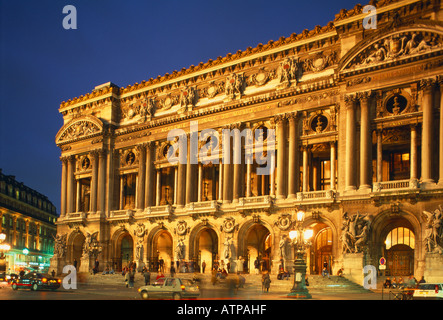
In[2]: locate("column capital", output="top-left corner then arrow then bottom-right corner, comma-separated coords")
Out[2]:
357,90 -> 373,101
287,111 -> 299,121
344,94 -> 357,108
420,78 -> 436,92
273,113 -> 288,124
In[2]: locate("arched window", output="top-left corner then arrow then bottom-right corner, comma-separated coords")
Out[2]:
385,227 -> 415,250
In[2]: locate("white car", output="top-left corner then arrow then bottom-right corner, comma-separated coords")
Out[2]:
138,277 -> 200,300
413,283 -> 443,300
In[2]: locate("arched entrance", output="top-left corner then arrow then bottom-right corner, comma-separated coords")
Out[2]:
244,224 -> 272,273
195,228 -> 218,273
151,230 -> 173,273
311,226 -> 333,275
385,227 -> 415,276
71,232 -> 85,270
113,232 -> 133,271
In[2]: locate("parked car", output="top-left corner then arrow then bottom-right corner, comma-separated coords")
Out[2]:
413,283 -> 443,300
11,272 -> 61,291
138,277 -> 200,300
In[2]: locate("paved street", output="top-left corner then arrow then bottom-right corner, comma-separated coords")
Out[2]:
0,281 -> 385,301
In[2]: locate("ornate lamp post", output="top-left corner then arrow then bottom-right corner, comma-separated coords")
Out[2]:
287,208 -> 313,299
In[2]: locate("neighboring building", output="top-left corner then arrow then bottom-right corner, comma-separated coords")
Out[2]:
53,0 -> 443,284
0,169 -> 58,273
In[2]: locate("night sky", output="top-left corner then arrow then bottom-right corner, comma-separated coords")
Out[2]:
0,0 -> 361,214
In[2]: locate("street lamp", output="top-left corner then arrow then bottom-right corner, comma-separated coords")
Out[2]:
287,207 -> 313,299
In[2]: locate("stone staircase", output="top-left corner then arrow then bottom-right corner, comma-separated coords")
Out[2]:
240,274 -> 371,294
79,272 -> 371,294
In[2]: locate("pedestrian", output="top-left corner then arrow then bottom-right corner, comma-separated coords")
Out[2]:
262,272 -> 271,293
322,260 -> 329,278
128,268 -> 135,288
170,264 -> 176,278
142,268 -> 151,285
125,269 -> 130,288
202,260 -> 206,274
211,267 -> 217,286
254,257 -> 260,275
73,258 -> 77,270
159,257 -> 164,273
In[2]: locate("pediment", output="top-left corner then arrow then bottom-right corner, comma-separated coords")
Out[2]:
55,115 -> 103,145
339,22 -> 443,74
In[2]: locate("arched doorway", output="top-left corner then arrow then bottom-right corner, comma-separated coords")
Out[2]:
71,232 -> 85,270
312,226 -> 333,275
385,227 -> 415,276
113,232 -> 133,271
244,224 -> 272,273
121,234 -> 133,269
195,228 -> 218,273
151,230 -> 173,273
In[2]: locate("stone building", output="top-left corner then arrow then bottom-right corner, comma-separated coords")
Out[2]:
0,169 -> 57,272
53,0 -> 443,284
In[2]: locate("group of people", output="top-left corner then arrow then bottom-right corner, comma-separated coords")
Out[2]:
383,275 -> 425,289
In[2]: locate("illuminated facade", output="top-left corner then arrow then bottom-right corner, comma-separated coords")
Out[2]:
0,169 -> 57,272
53,0 -> 443,284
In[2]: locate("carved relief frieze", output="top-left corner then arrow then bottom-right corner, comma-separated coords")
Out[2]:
343,31 -> 443,72
56,117 -> 102,145
121,96 -> 156,122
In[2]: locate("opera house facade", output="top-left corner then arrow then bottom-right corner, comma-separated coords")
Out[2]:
52,0 -> 443,284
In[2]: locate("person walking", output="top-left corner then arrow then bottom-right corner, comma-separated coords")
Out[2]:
142,268 -> 151,286
254,257 -> 260,275
262,272 -> 271,293
201,260 -> 206,274
128,268 -> 135,288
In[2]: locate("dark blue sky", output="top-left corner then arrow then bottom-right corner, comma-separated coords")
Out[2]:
0,0 -> 361,213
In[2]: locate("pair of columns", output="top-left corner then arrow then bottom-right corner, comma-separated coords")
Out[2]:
344,91 -> 372,191
60,149 -> 107,216
345,78 -> 443,191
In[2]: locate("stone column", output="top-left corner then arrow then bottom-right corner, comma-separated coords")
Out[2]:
90,151 -> 98,212
421,78 -> 435,184
439,77 -> 443,185
376,129 -> 383,182
185,137 -> 195,205
197,164 -> 203,202
246,158 -> 252,197
345,94 -> 357,191
330,141 -> 336,190
136,144 -> 146,210
275,114 -> 287,199
119,175 -> 124,210
222,129 -> 232,203
156,169 -> 161,206
287,112 -> 299,198
302,146 -> 309,192
218,158 -> 223,201
60,156 -> 68,216
359,91 -> 372,191
410,124 -> 418,181
75,180 -> 81,212
66,155 -> 76,214
233,123 -> 242,203
98,150 -> 106,213
144,142 -> 154,207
